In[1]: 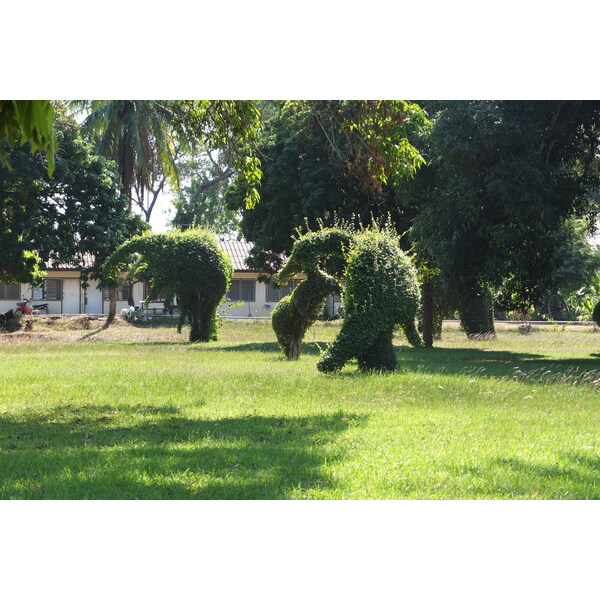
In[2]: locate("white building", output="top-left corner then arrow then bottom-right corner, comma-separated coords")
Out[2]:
0,241 -> 342,318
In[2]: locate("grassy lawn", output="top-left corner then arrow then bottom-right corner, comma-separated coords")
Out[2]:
1,318 -> 600,499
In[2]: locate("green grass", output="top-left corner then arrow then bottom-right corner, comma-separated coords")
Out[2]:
1,319 -> 600,499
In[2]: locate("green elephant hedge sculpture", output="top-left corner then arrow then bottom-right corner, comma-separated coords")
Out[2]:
317,228 -> 423,373
272,228 -> 353,360
272,225 -> 422,370
104,229 -> 232,342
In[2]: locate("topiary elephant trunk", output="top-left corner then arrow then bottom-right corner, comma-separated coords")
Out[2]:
272,270 -> 340,359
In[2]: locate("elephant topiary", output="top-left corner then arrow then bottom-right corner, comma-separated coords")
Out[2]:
272,228 -> 353,360
104,229 -> 232,342
317,228 -> 422,373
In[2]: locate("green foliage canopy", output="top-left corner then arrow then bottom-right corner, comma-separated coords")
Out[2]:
0,118 -> 145,286
0,100 -> 57,175
170,153 -> 240,236
410,100 -> 600,335
172,101 -> 263,210
225,101 -> 429,273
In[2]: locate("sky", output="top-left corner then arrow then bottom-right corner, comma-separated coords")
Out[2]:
146,189 -> 173,233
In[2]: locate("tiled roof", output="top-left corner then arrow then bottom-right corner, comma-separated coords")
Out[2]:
43,242 -> 265,273
218,240 -> 257,272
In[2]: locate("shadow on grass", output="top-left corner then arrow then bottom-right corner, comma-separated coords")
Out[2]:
105,339 -> 600,386
112,341 -> 327,356
201,341 -> 325,355
394,346 -> 600,385
0,406 -> 363,500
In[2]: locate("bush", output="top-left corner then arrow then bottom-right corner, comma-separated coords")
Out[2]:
272,228 -> 352,359
104,229 -> 232,342
317,227 -> 422,373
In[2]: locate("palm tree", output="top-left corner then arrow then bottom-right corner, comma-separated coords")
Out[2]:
70,100 -> 184,216
70,100 -> 184,321
70,100 -> 262,327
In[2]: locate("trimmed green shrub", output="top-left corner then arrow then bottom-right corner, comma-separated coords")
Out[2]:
317,228 -> 422,373
272,228 -> 353,359
104,229 -> 232,342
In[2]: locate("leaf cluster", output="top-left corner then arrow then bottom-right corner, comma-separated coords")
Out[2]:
172,101 -> 262,209
0,100 -> 57,175
225,101 -> 426,272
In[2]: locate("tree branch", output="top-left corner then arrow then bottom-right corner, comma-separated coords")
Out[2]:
190,168 -> 233,201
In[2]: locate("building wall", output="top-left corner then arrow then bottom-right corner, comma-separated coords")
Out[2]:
83,284 -> 103,315
220,272 -> 272,318
1,271 -> 82,315
2,272 -> 342,318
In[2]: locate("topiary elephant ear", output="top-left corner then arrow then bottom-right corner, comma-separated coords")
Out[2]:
103,229 -> 232,342
317,227 -> 422,373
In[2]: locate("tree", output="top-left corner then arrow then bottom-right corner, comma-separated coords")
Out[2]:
410,101 -> 600,337
0,100 -> 57,175
547,219 -> 600,299
172,101 -> 262,210
0,115 -> 145,288
526,218 -> 600,320
71,100 -> 183,220
72,100 -> 267,225
103,229 -> 233,342
169,152 -> 241,237
225,101 -> 428,273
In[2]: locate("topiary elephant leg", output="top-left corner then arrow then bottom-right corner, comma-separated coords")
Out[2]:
399,319 -> 424,348
357,328 -> 397,372
189,319 -> 206,342
288,337 -> 302,360
185,293 -> 222,342
317,316 -> 379,373
272,296 -> 298,360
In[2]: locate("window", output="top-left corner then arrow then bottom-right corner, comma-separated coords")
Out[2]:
32,279 -> 62,300
0,282 -> 20,300
266,281 -> 293,303
102,280 -> 129,301
226,279 -> 255,302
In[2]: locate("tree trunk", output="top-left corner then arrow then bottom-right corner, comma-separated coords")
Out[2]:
288,338 -> 301,360
189,319 -> 203,342
458,284 -> 496,339
127,283 -> 135,307
421,280 -> 434,348
102,287 -> 117,329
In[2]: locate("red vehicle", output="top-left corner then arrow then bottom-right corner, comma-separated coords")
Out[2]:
15,298 -> 49,315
